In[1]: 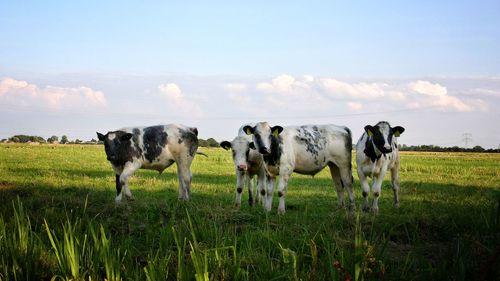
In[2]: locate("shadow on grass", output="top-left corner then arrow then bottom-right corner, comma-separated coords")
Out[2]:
1,167 -> 499,281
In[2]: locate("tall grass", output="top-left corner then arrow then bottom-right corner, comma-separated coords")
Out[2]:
0,144 -> 499,280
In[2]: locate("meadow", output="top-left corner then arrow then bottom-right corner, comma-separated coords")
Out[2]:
0,144 -> 498,280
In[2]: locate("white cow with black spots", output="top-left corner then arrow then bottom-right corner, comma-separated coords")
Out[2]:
356,121 -> 405,213
97,124 -> 202,202
220,124 -> 267,208
244,122 -> 355,214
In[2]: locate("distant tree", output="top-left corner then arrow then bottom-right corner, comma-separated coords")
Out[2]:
8,135 -> 45,143
472,145 -> 485,152
60,135 -> 68,144
90,138 -> 98,144
75,139 -> 83,144
47,135 -> 59,143
206,138 -> 219,147
198,139 -> 209,147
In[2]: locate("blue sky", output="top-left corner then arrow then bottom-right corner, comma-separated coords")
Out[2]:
1,1 -> 499,147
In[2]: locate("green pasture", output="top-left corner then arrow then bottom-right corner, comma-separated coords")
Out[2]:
0,144 -> 498,280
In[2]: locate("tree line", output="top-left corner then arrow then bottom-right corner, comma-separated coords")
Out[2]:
2,135 -> 221,148
399,144 -> 499,153
3,134 -> 499,152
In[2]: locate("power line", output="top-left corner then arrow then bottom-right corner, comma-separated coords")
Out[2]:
462,133 -> 472,148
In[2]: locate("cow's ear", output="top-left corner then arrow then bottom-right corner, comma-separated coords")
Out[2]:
364,125 -> 375,137
220,141 -> 231,150
243,125 -> 254,135
271,126 -> 283,137
249,142 -> 256,150
121,133 -> 133,141
97,132 -> 105,141
392,126 -> 405,137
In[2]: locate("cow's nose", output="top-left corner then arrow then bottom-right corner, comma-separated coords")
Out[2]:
237,164 -> 247,171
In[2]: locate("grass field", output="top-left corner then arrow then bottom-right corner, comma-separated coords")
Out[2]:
0,144 -> 499,280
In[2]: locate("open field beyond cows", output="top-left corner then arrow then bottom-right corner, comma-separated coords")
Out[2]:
0,144 -> 499,280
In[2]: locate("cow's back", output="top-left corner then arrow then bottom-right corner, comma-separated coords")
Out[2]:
282,124 -> 352,175
119,124 -> 198,171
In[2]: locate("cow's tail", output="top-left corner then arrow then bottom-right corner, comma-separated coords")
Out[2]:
196,152 -> 209,157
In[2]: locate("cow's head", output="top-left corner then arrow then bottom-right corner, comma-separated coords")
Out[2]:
243,122 -> 283,155
220,136 -> 256,171
364,121 -> 405,154
97,131 -> 133,164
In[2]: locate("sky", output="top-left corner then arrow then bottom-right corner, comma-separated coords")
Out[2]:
1,1 -> 499,148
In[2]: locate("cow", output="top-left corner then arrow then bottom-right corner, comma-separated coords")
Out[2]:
244,122 -> 355,214
96,124 -> 202,202
220,124 -> 267,208
356,121 -> 405,213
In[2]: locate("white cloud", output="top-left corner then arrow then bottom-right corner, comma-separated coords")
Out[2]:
158,83 -> 182,99
256,74 -> 310,94
407,80 -> 473,112
320,78 -> 386,99
157,82 -> 203,118
0,77 -> 106,110
408,80 -> 447,97
223,83 -> 248,93
347,102 -> 363,111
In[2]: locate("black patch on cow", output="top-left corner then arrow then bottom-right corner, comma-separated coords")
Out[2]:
264,134 -> 282,166
253,134 -> 266,153
364,135 -> 381,163
260,189 -> 266,196
295,126 -> 326,157
115,174 -> 122,195
178,128 -> 199,157
143,126 -> 168,162
295,126 -> 327,165
103,130 -> 141,167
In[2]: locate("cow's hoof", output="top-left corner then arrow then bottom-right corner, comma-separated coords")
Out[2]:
126,196 -> 135,201
277,208 -> 285,215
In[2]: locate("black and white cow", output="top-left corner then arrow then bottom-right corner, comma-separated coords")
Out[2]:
97,124 -> 201,202
244,122 -> 355,214
356,121 -> 405,213
220,124 -> 267,208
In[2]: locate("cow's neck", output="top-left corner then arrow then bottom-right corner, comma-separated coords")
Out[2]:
364,136 -> 382,163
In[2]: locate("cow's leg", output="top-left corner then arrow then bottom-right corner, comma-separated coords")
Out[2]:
235,170 -> 244,207
247,175 -> 255,206
371,167 -> 388,214
115,174 -> 122,198
256,170 -> 266,206
118,161 -> 140,202
177,156 -> 194,201
391,165 -> 401,208
358,169 -> 371,212
339,165 -> 355,210
265,175 -> 275,211
277,174 -> 290,215
328,164 -> 345,208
